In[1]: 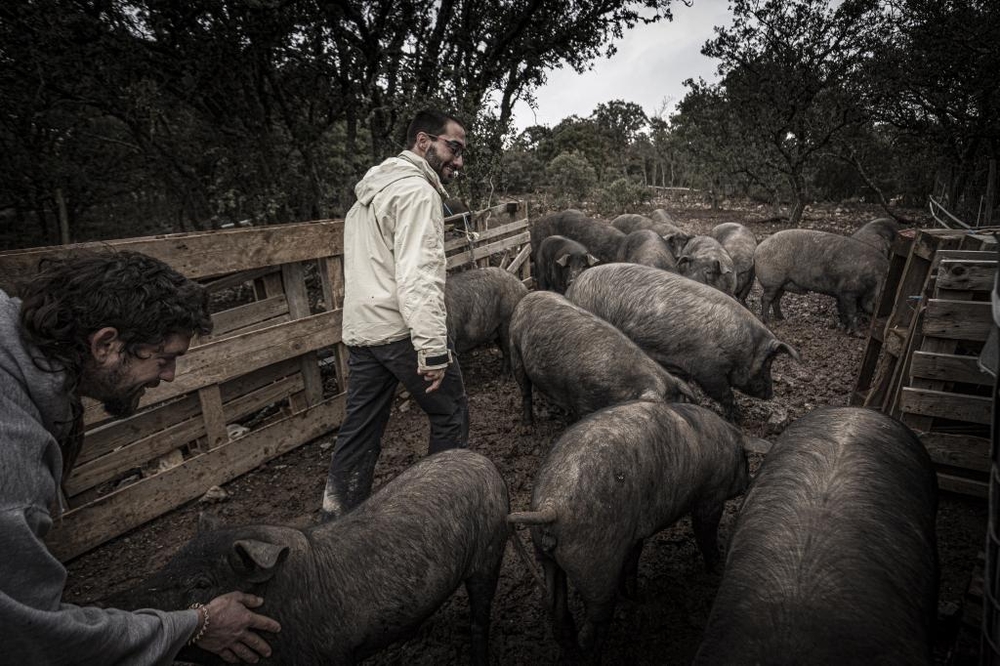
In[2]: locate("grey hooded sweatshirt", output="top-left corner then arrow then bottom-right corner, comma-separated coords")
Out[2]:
0,290 -> 198,664
341,150 -> 452,371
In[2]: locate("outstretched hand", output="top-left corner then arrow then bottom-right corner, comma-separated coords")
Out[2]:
198,591 -> 281,664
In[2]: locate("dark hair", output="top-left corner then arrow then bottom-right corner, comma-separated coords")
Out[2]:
17,251 -> 212,477
405,109 -> 466,149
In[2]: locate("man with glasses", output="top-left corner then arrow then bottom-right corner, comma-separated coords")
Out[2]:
321,109 -> 470,519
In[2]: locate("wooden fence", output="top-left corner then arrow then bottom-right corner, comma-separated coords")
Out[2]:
0,200 -> 528,561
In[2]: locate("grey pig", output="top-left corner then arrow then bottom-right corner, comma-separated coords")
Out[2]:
565,263 -> 798,420
678,235 -> 737,296
710,222 -> 757,305
507,290 -> 695,425
105,449 -> 510,666
852,217 -> 900,257
535,234 -> 599,293
509,401 -> 760,661
531,209 -> 626,263
446,266 -> 528,369
693,407 -> 938,666
611,212 -> 691,257
616,229 -> 678,272
754,228 -> 889,334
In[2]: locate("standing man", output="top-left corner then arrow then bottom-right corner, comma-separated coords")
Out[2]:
2,251 -> 281,664
321,109 -> 470,519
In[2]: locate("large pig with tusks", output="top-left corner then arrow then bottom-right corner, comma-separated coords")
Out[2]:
105,449 -> 509,666
508,401 -> 765,662
754,228 -> 889,334
693,407 -> 939,665
565,263 -> 797,420
507,290 -> 694,424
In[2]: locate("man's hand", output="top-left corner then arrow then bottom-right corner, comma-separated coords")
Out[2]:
419,367 -> 446,393
198,592 -> 281,663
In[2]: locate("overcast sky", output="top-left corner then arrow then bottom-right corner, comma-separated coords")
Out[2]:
510,2 -> 735,133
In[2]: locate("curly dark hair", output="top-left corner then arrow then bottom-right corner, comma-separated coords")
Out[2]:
17,250 -> 213,477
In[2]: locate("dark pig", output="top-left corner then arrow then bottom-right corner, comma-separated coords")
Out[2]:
535,235 -> 599,293
507,291 -> 694,425
108,449 -> 510,666
616,229 -> 678,271
508,401 -> 759,660
531,209 -> 626,263
446,267 -> 528,368
852,217 -> 900,257
693,407 -> 938,665
565,263 -> 798,419
678,235 -> 737,295
754,228 -> 889,334
611,212 -> 690,257
710,222 -> 758,305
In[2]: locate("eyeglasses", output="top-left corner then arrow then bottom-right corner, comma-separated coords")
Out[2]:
426,133 -> 465,158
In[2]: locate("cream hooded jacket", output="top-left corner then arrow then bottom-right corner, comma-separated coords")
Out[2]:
341,150 -> 452,371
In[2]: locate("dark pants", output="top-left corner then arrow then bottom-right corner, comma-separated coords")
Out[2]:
321,338 -> 468,518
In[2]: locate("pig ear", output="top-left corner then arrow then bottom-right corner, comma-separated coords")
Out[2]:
769,340 -> 800,362
743,437 -> 773,455
197,512 -> 224,533
586,254 -> 599,266
230,539 -> 290,583
555,253 -> 570,267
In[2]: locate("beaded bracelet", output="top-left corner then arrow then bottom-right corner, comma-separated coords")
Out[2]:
188,602 -> 210,646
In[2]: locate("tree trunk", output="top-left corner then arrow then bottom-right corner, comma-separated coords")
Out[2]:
55,188 -> 70,245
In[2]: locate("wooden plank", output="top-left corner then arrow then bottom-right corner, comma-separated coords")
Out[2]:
444,218 -> 529,252
446,231 -> 531,270
937,472 -> 989,498
79,357 -> 301,461
81,309 -> 342,423
938,250 -> 998,261
910,351 -> 993,385
198,385 -> 228,451
282,261 -> 323,409
507,243 -> 532,275
204,295 -> 289,338
66,374 -> 306,498
937,260 -> 996,292
899,387 -> 991,426
200,266 -> 276,294
48,394 -> 346,561
922,300 -> 992,341
921,432 -> 991,473
255,271 -> 285,299
0,221 -> 345,289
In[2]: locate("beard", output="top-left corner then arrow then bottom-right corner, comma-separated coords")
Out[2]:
425,144 -> 457,184
88,360 -> 147,418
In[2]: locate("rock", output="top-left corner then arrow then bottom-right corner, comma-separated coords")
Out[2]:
199,485 -> 230,503
765,405 -> 790,436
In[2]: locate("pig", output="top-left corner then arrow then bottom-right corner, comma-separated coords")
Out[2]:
507,290 -> 695,425
107,449 -> 510,666
445,266 -> 528,369
611,212 -> 690,257
565,263 -> 798,420
508,401 -> 761,660
531,209 -> 626,263
535,234 -> 599,293
852,217 -> 900,257
710,222 -> 758,305
693,407 -> 939,666
616,229 -> 678,272
677,235 -> 737,296
754,228 -> 889,334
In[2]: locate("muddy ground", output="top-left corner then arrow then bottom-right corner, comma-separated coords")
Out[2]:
64,202 -> 990,665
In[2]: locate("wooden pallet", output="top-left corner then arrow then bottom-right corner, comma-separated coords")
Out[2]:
851,227 -> 997,498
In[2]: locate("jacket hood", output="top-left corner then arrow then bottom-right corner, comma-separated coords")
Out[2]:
354,150 -> 449,206
0,290 -> 75,442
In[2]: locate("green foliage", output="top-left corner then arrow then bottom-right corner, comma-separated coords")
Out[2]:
593,177 -> 653,216
546,151 -> 597,207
